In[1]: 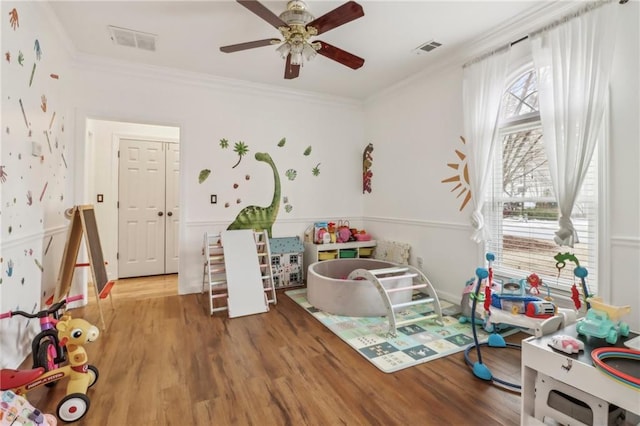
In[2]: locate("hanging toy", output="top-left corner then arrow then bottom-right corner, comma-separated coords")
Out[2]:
574,266 -> 592,310
527,273 -> 541,296
555,252 -> 590,310
571,284 -> 582,310
483,253 -> 495,313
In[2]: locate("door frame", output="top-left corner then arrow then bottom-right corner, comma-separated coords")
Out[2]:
82,121 -> 180,282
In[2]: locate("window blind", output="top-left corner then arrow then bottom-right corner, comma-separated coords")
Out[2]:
484,68 -> 598,295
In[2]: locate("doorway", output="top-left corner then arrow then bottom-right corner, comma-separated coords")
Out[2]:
118,139 -> 180,278
85,119 -> 180,283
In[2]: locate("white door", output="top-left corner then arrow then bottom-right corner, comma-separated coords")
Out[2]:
118,139 -> 179,278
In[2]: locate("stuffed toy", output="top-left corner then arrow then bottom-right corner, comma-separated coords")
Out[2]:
56,317 -> 99,395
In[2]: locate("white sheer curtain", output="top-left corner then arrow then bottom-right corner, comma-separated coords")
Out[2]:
531,1 -> 618,247
463,47 -> 510,243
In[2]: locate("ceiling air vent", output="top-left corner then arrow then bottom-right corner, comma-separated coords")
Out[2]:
108,26 -> 157,52
413,40 -> 442,55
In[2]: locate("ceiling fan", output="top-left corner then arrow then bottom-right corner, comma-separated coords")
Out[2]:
220,0 -> 365,79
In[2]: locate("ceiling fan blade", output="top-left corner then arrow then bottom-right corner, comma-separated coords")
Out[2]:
316,40 -> 364,70
284,54 -> 300,79
307,1 -> 364,36
220,38 -> 280,53
237,0 -> 287,29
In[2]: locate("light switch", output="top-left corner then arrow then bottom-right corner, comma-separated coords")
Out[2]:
211,194 -> 217,204
97,194 -> 104,203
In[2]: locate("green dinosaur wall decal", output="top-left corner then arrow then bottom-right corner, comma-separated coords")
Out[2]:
227,152 -> 280,237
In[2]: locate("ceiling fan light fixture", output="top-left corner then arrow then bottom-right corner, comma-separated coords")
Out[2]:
290,51 -> 303,66
276,42 -> 291,59
302,43 -> 317,61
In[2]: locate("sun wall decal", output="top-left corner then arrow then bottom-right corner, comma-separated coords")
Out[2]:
442,136 -> 472,211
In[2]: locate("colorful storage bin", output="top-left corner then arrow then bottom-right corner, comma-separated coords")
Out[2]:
318,251 -> 338,260
339,249 -> 358,258
358,247 -> 374,257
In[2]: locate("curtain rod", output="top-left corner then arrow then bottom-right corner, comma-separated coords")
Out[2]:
463,0 -> 626,68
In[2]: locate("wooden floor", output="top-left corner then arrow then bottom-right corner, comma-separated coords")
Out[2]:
26,275 -> 527,425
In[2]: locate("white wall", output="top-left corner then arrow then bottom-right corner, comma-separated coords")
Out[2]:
607,0 -> 640,329
362,64 -> 475,304
67,62 -> 366,295
0,1 -> 74,368
363,1 -> 640,329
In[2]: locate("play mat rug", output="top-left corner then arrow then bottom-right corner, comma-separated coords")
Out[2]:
285,288 -> 517,373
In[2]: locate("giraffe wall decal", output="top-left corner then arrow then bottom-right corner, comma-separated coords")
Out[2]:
227,152 -> 280,237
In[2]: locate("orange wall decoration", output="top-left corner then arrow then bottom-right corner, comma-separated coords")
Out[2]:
442,136 -> 472,211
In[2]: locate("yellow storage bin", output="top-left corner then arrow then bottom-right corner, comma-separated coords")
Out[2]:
318,251 -> 338,261
359,247 -> 374,257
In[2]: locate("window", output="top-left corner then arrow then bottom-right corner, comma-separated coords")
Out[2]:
485,67 -> 599,294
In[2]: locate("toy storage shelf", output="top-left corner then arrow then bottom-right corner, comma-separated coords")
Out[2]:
521,322 -> 639,425
303,240 -> 376,266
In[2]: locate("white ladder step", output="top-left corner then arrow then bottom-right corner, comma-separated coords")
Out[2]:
368,267 -> 409,276
392,297 -> 434,310
395,313 -> 440,327
386,283 -> 427,293
377,273 -> 418,282
211,292 -> 228,300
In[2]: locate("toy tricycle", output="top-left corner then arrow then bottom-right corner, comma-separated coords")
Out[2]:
0,315 -> 100,423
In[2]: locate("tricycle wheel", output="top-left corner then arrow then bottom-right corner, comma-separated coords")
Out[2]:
57,393 -> 90,423
87,364 -> 99,388
36,339 -> 60,388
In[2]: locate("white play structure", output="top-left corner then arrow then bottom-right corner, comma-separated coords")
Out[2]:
202,229 -> 277,317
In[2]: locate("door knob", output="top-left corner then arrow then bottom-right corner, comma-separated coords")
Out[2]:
158,211 -> 164,217
167,211 -> 173,217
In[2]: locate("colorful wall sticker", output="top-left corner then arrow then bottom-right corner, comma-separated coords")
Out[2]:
33,39 -> 42,60
363,143 -> 373,194
231,141 -> 249,168
227,152 -> 281,237
9,8 -> 19,30
442,136 -> 472,211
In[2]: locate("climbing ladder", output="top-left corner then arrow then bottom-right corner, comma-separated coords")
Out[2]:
253,230 -> 277,307
202,229 -> 277,316
202,232 -> 228,315
347,265 -> 443,337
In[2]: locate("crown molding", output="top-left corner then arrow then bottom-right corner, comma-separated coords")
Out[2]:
37,0 -> 362,108
70,52 -> 363,110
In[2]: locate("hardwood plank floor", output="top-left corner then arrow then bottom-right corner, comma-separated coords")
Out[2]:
25,275 -> 526,425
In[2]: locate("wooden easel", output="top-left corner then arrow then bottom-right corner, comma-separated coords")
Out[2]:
54,205 -> 115,329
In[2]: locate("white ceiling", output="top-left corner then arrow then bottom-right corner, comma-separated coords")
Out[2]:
47,1 -> 567,100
